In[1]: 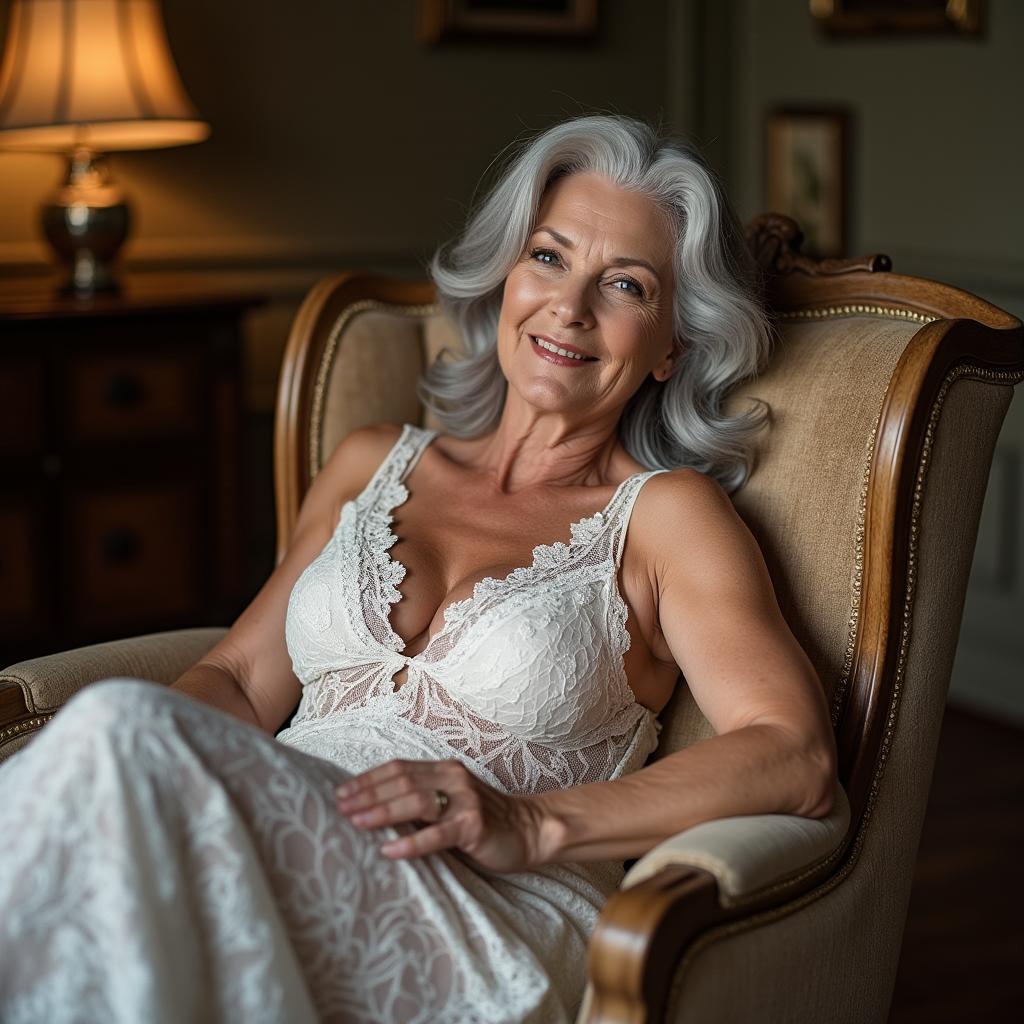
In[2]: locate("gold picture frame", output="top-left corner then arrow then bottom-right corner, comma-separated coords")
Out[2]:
809,0 -> 984,36
419,0 -> 598,44
765,109 -> 850,259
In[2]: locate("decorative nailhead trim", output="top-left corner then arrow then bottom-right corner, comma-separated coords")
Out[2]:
831,420 -> 879,728
310,300 -> 439,479
667,361 -> 1024,982
780,304 -> 938,325
0,713 -> 53,745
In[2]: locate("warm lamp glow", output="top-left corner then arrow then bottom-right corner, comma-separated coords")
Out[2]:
0,0 -> 209,152
0,0 -> 210,294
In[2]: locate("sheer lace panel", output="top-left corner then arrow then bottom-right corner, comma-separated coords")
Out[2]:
287,666 -> 657,795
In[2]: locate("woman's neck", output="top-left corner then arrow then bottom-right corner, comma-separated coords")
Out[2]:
458,403 -> 630,494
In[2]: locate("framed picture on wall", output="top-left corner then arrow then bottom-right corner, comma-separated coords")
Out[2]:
809,0 -> 983,36
419,0 -> 598,43
764,109 -> 850,259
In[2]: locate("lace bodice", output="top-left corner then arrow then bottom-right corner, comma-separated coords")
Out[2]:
281,423 -> 663,794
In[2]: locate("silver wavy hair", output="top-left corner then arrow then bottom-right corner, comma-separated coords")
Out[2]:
420,114 -> 771,492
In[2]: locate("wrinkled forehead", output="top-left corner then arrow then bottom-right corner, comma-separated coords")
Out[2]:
533,171 -> 676,268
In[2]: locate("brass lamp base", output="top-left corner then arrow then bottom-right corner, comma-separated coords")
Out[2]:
41,148 -> 130,296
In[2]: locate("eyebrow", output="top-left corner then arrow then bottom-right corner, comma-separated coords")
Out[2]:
533,225 -> 661,276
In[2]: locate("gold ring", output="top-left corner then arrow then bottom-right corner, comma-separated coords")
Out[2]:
434,789 -> 450,816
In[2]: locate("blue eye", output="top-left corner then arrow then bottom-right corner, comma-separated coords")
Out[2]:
612,277 -> 644,297
529,248 -> 560,265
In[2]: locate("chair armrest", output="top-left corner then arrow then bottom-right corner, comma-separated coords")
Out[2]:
622,785 -> 850,904
581,789 -> 851,1024
0,628 -> 227,758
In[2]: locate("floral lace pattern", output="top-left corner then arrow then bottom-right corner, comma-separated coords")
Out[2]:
0,681 -> 600,1022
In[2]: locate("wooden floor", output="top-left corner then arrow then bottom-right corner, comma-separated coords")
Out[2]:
888,705 -> 1024,1022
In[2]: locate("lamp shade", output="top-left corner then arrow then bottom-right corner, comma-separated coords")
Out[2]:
0,0 -> 209,151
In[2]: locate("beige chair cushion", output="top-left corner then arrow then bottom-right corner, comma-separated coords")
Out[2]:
317,307 -> 465,459
319,310 -> 428,460
0,628 -> 226,762
729,316 -> 922,704
623,785 -> 850,904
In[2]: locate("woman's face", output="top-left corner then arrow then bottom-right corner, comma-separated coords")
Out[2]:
497,171 -> 677,422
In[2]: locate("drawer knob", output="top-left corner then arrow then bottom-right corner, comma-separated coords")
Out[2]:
105,373 -> 145,408
101,528 -> 140,564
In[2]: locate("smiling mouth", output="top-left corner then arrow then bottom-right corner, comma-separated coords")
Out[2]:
529,335 -> 597,362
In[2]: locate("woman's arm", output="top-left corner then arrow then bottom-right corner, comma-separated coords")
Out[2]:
172,661 -> 265,728
170,423 -> 404,733
529,469 -> 837,863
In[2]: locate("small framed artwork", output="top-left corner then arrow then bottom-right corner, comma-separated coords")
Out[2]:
419,0 -> 598,43
764,109 -> 850,258
809,0 -> 983,36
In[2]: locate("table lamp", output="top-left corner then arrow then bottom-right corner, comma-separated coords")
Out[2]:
0,0 -> 210,295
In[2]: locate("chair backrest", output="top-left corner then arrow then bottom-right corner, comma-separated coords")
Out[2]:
274,216 -> 1023,847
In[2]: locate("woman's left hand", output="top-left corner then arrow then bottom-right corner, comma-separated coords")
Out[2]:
335,758 -> 551,873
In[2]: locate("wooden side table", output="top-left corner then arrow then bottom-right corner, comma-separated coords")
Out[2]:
0,276 -> 264,666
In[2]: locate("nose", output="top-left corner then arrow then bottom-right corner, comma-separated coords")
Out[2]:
550,275 -> 596,329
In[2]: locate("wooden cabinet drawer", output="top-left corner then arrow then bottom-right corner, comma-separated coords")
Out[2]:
68,482 -> 202,630
0,361 -> 44,455
0,280 -> 258,664
0,502 -> 40,623
68,350 -> 203,442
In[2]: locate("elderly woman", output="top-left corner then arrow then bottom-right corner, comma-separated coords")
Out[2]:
0,115 -> 835,1023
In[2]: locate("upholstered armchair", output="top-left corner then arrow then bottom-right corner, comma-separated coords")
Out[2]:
2,216 -> 1021,1024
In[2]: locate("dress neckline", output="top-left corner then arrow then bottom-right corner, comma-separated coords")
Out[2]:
361,424 -> 657,665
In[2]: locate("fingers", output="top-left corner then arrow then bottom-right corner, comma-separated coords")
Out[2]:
335,758 -> 416,800
345,789 -> 445,829
332,758 -> 535,872
337,759 -> 462,804
380,821 -> 460,860
336,771 -> 420,815
335,758 -> 467,833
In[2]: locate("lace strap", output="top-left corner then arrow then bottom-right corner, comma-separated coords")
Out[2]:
399,425 -> 439,483
611,470 -> 668,567
359,423 -> 437,501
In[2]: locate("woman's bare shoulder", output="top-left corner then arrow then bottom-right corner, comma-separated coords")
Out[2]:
318,422 -> 406,494
638,467 -> 735,523
296,422 -> 407,537
323,421 -> 405,478
632,468 -> 764,582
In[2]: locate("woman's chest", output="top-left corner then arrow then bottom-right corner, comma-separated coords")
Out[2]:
375,491 -> 677,710
383,479 -> 621,649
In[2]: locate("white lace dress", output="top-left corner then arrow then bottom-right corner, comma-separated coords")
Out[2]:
0,425 -> 663,1024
